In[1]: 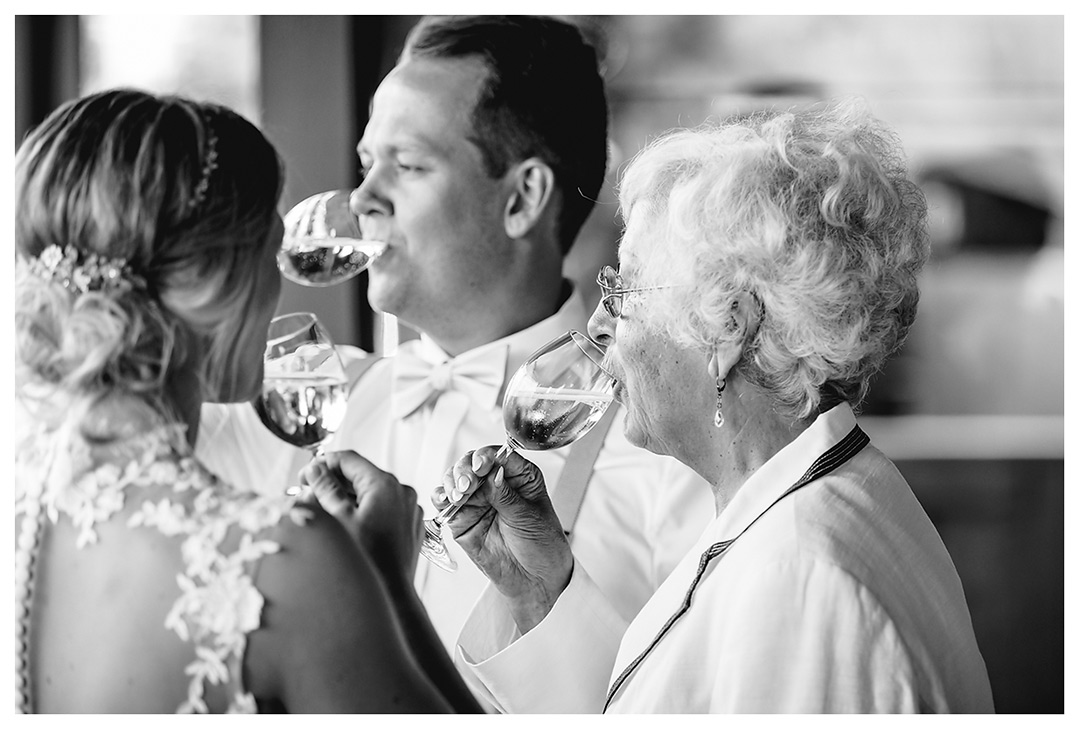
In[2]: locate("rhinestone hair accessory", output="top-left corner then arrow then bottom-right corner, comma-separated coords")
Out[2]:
17,244 -> 146,295
188,120 -> 219,211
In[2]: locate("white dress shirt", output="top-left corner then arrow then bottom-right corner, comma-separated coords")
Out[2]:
456,403 -> 995,713
196,287 -> 715,655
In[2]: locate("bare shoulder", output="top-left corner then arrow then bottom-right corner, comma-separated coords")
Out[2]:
244,500 -> 448,712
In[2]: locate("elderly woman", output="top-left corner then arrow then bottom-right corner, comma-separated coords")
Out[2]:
434,100 -> 995,712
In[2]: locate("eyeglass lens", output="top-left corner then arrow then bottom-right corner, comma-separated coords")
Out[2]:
598,266 -> 622,318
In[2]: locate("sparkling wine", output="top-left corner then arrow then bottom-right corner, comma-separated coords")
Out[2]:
254,374 -> 347,450
278,239 -> 386,287
502,388 -> 614,451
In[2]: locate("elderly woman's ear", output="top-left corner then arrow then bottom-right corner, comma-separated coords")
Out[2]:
729,291 -> 762,340
708,291 -> 762,380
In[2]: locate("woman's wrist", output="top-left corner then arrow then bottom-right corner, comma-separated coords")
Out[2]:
505,560 -> 573,635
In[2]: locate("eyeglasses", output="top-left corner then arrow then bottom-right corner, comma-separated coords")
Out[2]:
596,265 -> 674,318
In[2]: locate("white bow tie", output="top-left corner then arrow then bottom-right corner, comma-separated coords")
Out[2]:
390,344 -> 509,420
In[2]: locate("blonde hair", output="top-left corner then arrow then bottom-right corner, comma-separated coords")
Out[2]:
15,89 -> 283,440
618,98 -> 929,420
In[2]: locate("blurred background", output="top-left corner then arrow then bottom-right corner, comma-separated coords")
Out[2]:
14,14 -> 1064,713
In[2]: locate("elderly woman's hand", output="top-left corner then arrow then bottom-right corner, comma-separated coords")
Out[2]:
434,446 -> 574,634
301,450 -> 424,581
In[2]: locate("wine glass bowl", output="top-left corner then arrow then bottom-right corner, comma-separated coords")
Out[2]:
501,330 -> 616,452
253,312 -> 348,472
420,329 -> 617,572
278,189 -> 387,287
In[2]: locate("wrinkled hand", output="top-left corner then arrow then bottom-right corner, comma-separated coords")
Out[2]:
301,450 -> 423,580
434,446 -> 573,633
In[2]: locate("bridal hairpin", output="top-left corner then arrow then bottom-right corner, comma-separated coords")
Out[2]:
18,244 -> 146,295
188,117 -> 219,212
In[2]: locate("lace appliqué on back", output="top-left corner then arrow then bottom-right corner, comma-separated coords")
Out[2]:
15,424 -> 314,714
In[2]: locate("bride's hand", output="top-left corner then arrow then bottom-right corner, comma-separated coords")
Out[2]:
301,451 -> 424,580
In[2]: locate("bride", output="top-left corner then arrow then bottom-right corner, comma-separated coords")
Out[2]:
14,88 -> 480,713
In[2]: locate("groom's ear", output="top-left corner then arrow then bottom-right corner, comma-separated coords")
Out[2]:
504,158 -> 555,239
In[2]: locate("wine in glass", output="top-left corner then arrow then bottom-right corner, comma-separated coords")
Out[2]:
253,312 -> 349,496
278,189 -> 387,287
420,329 -> 617,572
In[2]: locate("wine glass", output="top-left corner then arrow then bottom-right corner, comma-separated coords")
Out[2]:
278,189 -> 387,287
253,312 -> 349,496
420,329 -> 617,572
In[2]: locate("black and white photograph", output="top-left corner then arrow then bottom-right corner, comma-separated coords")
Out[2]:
10,5 -> 1068,717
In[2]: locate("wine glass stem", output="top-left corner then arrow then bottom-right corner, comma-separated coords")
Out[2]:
285,444 -> 328,498
432,441 -> 515,527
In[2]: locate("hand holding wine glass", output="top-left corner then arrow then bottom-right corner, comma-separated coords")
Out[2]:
278,189 -> 386,287
254,312 -> 349,496
420,330 -> 617,572
442,443 -> 578,634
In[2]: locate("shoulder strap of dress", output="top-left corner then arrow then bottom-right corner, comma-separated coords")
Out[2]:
552,404 -> 619,537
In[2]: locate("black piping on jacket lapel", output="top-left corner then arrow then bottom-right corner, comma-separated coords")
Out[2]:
603,425 -> 870,712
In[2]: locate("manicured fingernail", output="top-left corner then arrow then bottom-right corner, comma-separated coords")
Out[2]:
457,475 -> 470,493
472,452 -> 484,470
493,466 -> 504,487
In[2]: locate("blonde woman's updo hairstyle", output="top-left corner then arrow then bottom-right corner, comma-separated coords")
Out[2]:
15,88 -> 283,437
617,98 -> 930,421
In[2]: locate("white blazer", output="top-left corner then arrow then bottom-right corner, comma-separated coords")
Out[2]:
456,403 -> 995,713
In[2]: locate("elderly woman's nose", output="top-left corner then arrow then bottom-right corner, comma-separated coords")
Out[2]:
588,301 -> 614,346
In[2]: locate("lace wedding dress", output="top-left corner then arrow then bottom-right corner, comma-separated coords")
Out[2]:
14,421 -> 312,713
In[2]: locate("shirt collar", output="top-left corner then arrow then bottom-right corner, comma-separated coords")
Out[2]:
409,282 -> 589,393
708,402 -> 858,542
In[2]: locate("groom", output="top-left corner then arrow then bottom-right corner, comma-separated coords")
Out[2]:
197,14 -> 712,668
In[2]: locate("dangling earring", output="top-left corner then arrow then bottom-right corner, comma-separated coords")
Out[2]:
714,377 -> 726,428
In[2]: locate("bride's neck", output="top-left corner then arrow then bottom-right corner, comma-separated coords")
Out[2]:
163,363 -> 204,447
82,364 -> 204,448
